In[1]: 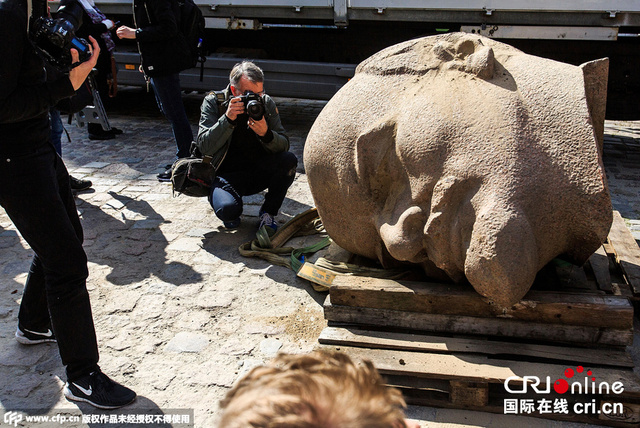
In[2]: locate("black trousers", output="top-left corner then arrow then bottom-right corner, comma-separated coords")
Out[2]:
0,142 -> 99,381
209,151 -> 298,221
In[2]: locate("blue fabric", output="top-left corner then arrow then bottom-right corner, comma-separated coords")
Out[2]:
49,108 -> 64,156
209,151 -> 298,221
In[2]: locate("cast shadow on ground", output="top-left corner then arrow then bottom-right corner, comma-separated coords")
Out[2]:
0,225 -> 32,297
199,197 -> 326,304
78,192 -> 202,286
0,348 -> 173,427
80,395 -> 185,428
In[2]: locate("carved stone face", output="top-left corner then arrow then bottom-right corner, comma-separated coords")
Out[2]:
304,33 -> 612,307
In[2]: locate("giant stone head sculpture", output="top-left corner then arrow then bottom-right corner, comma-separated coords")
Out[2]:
304,33 -> 612,308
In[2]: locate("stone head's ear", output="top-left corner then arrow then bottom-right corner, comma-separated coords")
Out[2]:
354,118 -> 400,205
580,58 -> 609,156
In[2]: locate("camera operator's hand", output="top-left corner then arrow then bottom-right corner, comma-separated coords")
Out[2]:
248,117 -> 268,137
68,36 -> 100,91
225,97 -> 245,122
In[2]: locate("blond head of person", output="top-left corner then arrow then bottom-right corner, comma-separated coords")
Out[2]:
218,350 -> 420,428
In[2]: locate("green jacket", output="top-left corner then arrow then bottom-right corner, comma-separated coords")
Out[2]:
196,86 -> 290,170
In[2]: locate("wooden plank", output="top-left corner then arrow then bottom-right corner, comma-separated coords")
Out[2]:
608,211 -> 640,295
603,242 -> 615,255
398,386 -> 640,428
316,344 -> 640,397
324,300 -> 634,347
599,401 -> 640,425
384,374 -> 450,393
329,276 -> 634,330
589,246 -> 613,293
318,327 -> 635,368
450,380 -> 489,407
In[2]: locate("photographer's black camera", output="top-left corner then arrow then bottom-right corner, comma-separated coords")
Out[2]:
239,92 -> 265,120
30,1 -> 91,70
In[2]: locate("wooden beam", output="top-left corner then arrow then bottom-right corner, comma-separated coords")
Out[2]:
329,276 -> 634,330
316,344 -> 640,397
607,211 -> 640,295
589,246 -> 613,293
324,300 -> 634,347
450,380 -> 489,407
318,327 -> 635,367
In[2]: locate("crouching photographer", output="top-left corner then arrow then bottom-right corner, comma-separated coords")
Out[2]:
0,0 -> 135,409
196,61 -> 298,233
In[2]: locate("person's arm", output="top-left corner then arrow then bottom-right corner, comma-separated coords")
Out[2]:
0,10 -> 69,123
0,13 -> 99,125
81,16 -> 115,35
117,0 -> 177,41
259,96 -> 290,153
196,94 -> 235,156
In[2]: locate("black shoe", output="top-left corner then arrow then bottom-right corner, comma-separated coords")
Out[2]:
88,131 -> 116,140
223,218 -> 241,229
157,169 -> 172,182
64,371 -> 136,409
110,127 -> 123,135
15,325 -> 56,345
70,175 -> 92,191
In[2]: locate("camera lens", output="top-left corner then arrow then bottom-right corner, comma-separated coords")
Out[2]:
246,100 -> 265,120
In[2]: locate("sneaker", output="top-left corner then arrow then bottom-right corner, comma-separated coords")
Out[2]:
258,210 -> 278,234
15,325 -> 56,345
110,127 -> 124,135
70,175 -> 92,191
223,218 -> 241,229
64,371 -> 136,409
157,168 -> 172,182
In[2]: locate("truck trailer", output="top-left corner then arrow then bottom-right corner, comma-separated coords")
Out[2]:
56,1 -> 640,118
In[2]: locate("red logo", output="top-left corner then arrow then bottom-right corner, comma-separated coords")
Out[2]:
553,366 -> 597,394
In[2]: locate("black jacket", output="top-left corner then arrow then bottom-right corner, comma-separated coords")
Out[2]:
0,0 -> 75,155
133,0 -> 190,77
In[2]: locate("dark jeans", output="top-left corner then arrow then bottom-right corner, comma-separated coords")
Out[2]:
0,143 -> 99,381
209,151 -> 298,221
150,73 -> 193,159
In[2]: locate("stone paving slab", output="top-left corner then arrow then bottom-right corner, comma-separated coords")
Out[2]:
0,87 -> 639,427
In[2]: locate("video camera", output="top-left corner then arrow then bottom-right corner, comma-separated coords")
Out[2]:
30,0 -> 91,70
239,91 -> 266,121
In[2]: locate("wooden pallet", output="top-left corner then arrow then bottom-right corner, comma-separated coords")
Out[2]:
603,211 -> 640,299
317,326 -> 640,427
317,210 -> 640,426
324,210 -> 639,347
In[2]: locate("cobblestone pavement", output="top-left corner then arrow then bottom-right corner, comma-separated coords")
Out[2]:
0,87 -> 639,428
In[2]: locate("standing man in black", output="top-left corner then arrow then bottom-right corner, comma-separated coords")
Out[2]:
0,0 -> 135,409
117,0 -> 194,181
